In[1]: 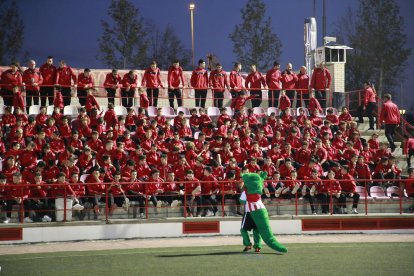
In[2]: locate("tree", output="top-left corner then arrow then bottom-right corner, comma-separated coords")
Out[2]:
0,0 -> 24,65
229,0 -> 282,71
97,0 -> 148,69
147,24 -> 191,70
335,0 -> 411,98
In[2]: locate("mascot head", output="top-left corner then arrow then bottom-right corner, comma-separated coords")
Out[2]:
241,172 -> 268,195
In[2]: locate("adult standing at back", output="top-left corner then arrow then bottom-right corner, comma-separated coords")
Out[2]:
209,63 -> 228,108
190,59 -> 209,108
55,60 -> 77,107
167,60 -> 185,109
121,70 -> 138,108
310,61 -> 331,109
280,63 -> 298,106
39,56 -> 56,106
142,61 -> 164,107
77,68 -> 94,107
229,62 -> 245,108
245,64 -> 266,108
1,62 -> 22,106
358,81 -> 377,130
379,93 -> 400,152
265,62 -> 282,108
103,69 -> 122,105
23,60 -> 43,113
296,66 -> 310,107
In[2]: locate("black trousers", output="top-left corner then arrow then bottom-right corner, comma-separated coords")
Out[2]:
26,90 -> 39,112
201,195 -> 218,214
40,86 -> 54,106
314,90 -> 326,109
316,193 -> 330,214
187,195 -> 202,215
286,90 -> 295,105
147,88 -> 159,107
303,194 -> 316,213
121,89 -> 134,107
268,90 -> 280,108
195,89 -> 207,108
106,88 -> 116,105
168,88 -> 182,108
1,88 -> 13,106
61,87 -> 72,106
5,199 -> 31,219
358,102 -> 376,128
297,91 -> 309,108
250,90 -> 262,108
77,89 -> 87,107
212,90 -> 224,108
408,149 -> 414,168
385,124 -> 398,150
339,192 -> 360,209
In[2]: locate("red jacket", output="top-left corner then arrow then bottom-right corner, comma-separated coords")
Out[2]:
296,72 -> 309,92
13,91 -> 25,110
39,63 -> 57,86
231,95 -> 254,110
380,100 -> 400,125
53,90 -> 64,109
103,72 -> 122,88
104,109 -> 118,128
23,68 -> 43,92
311,67 -> 331,90
404,138 -> 414,155
279,95 -> 291,110
142,67 -> 163,88
229,70 -> 245,92
167,66 -> 185,88
56,66 -> 77,86
364,87 -> 376,106
265,68 -> 282,90
308,97 -> 323,113
190,67 -> 208,89
339,173 -> 356,193
77,73 -> 94,89
122,73 -> 138,89
281,71 -> 298,90
85,94 -> 100,112
1,69 -> 23,90
140,94 -> 149,108
209,69 -> 228,92
245,71 -> 266,89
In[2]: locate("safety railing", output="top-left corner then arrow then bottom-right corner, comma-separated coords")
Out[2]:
0,178 -> 412,224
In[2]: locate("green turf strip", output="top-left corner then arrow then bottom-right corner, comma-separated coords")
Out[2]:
1,243 -> 413,276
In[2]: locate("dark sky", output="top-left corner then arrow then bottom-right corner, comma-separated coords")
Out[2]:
16,0 -> 414,108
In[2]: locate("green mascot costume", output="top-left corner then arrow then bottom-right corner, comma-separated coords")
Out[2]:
240,172 -> 288,254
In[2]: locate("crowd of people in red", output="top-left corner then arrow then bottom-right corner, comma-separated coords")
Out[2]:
0,57 -> 413,224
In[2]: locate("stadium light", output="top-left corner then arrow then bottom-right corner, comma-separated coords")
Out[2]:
189,2 -> 195,68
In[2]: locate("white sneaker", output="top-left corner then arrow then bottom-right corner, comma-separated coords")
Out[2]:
275,188 -> 282,198
292,183 -> 300,194
352,208 -> 358,214
342,208 -> 348,214
42,215 -> 52,222
72,204 -> 84,211
24,217 -> 33,223
312,212 -> 317,215
3,217 -> 10,223
156,201 -> 162,208
301,186 -> 307,195
206,210 -> 214,217
310,185 -> 316,197
140,213 -> 145,218
171,200 -> 179,208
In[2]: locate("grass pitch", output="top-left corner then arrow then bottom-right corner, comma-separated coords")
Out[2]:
1,242 -> 413,276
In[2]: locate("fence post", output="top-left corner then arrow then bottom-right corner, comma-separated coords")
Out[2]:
221,181 -> 225,217
145,182 -> 149,219
184,182 -> 187,218
399,181 -> 403,215
64,185 -> 67,222
295,190 -> 298,216
105,183 -> 109,223
365,181 -> 368,215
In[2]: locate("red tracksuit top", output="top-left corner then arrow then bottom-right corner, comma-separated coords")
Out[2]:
167,66 -> 185,88
23,68 -> 43,92
209,69 -> 228,92
380,100 -> 400,125
229,70 -> 245,92
296,72 -> 309,92
142,67 -> 163,88
122,73 -> 138,88
265,68 -> 282,90
281,71 -> 298,90
310,67 -> 331,90
245,71 -> 266,89
77,73 -> 94,89
190,67 -> 208,89
103,72 -> 122,88
39,63 -> 57,86
1,69 -> 23,90
364,87 -> 376,106
56,66 -> 77,86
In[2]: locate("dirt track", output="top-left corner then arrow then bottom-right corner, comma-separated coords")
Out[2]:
1,234 -> 413,255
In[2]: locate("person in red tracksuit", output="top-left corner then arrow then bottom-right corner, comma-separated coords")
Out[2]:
278,90 -> 291,112
1,62 -> 23,106
403,135 -> 414,168
338,165 -> 360,214
191,59 -> 209,108
245,64 -> 266,108
167,60 -> 185,108
77,68 -> 94,107
310,61 -> 331,109
296,66 -> 310,107
379,93 -> 401,152
280,63 -> 298,104
39,56 -> 57,106
142,61 -> 164,107
55,60 -> 77,107
229,62 -> 246,108
209,63 -> 229,108
266,62 -> 282,108
4,172 -> 33,223
103,69 -> 122,105
85,168 -> 107,218
85,88 -> 100,113
121,70 -> 138,108
23,60 -> 43,112
358,81 -> 377,129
